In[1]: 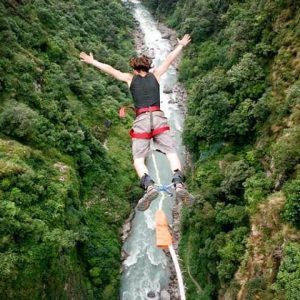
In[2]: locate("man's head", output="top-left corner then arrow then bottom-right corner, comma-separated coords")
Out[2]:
129,55 -> 152,73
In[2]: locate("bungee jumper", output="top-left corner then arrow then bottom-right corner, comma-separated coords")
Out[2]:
80,34 -> 194,211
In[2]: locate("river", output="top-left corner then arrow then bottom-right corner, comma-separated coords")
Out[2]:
120,1 -> 186,299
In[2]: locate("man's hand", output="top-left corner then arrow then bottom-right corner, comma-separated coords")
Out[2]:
153,33 -> 191,80
177,34 -> 191,47
80,52 -> 132,84
80,52 -> 94,64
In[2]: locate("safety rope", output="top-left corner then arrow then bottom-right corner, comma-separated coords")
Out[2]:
151,153 -> 186,300
169,245 -> 186,300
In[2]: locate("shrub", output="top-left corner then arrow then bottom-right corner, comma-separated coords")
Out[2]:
184,91 -> 230,147
217,226 -> 249,283
245,276 -> 266,300
274,242 -> 300,300
221,160 -> 255,202
215,203 -> 248,227
226,98 -> 256,137
227,53 -> 265,101
272,125 -> 300,176
244,172 -> 274,214
0,101 -> 41,139
282,176 -> 300,228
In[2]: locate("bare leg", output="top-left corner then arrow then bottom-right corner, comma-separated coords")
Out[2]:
134,157 -> 149,178
167,152 -> 184,188
166,152 -> 182,172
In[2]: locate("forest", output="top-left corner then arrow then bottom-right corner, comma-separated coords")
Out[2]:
1,0 -> 300,299
0,0 -> 139,299
143,0 -> 300,299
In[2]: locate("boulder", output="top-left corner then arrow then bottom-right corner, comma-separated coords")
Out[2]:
147,291 -> 156,298
160,290 -> 171,300
162,32 -> 171,39
163,88 -> 173,94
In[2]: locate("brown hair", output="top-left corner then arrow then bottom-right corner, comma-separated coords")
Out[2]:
129,55 -> 152,72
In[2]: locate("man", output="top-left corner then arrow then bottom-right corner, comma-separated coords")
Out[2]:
80,34 -> 193,211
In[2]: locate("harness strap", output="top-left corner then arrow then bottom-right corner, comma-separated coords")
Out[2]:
119,105 -> 160,118
135,105 -> 160,116
130,126 -> 170,139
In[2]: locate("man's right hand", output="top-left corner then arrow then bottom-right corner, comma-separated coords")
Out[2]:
80,52 -> 94,64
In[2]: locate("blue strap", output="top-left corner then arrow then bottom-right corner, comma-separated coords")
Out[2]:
154,183 -> 174,196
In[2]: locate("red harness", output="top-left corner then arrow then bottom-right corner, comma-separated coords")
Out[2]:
129,126 -> 170,139
119,105 -> 170,139
135,105 -> 160,116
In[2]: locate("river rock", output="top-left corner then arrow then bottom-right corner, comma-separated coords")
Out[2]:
162,32 -> 171,39
147,291 -> 156,298
160,290 -> 171,300
147,48 -> 155,59
121,211 -> 135,242
121,250 -> 129,261
163,88 -> 173,94
168,99 -> 177,104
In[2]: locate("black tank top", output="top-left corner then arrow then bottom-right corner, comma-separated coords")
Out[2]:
129,73 -> 160,108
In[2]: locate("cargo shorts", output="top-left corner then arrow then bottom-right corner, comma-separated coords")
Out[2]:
132,110 -> 176,159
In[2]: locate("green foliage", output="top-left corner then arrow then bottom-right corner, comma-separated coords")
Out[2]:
217,226 -> 249,282
0,141 -> 88,299
286,80 -> 300,114
149,0 -> 300,298
193,157 -> 224,203
272,125 -> 300,177
274,242 -> 300,300
183,68 -> 230,150
0,0 -> 136,298
220,160 -> 255,202
180,154 -> 251,297
0,102 -> 41,138
245,277 -> 266,300
244,172 -> 274,214
183,52 -> 267,150
142,0 -> 179,17
227,53 -> 265,100
282,175 -> 300,228
215,203 -> 247,226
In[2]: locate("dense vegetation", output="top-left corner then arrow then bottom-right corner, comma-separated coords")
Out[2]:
0,1 -> 139,299
143,0 -> 300,299
2,0 -> 300,298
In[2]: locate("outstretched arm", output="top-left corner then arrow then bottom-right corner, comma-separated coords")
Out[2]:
80,52 -> 132,85
153,34 -> 191,80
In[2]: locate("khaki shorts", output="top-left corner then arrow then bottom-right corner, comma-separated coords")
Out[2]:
132,111 -> 176,159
